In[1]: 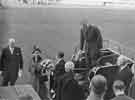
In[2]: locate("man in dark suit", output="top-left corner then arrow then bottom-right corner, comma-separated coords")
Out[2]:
54,51 -> 65,97
54,51 -> 65,78
0,38 -> 23,86
116,55 -> 134,95
56,61 -> 84,100
80,21 -> 103,68
112,80 -> 133,100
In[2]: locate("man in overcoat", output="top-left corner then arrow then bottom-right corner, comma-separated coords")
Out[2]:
0,38 -> 23,86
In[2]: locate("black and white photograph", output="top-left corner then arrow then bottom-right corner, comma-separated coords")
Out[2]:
0,0 -> 135,100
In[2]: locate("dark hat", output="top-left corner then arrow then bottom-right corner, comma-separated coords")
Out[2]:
32,48 -> 41,54
57,51 -> 64,58
91,75 -> 107,95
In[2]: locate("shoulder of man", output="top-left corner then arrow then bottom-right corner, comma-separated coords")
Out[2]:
15,47 -> 21,51
2,46 -> 8,52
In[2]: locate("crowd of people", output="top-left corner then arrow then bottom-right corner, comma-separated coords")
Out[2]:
0,20 -> 135,100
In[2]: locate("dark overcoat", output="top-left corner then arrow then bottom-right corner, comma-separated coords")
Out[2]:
0,46 -> 23,83
80,25 -> 103,67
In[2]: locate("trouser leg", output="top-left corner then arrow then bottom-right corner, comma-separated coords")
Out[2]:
10,79 -> 16,86
2,71 -> 9,86
39,82 -> 50,100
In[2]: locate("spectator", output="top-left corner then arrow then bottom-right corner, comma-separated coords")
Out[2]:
54,51 -> 65,78
87,75 -> 107,100
128,63 -> 135,99
54,51 -> 65,99
56,61 -> 84,100
29,46 -> 42,92
112,80 -> 133,100
115,55 -> 134,95
80,21 -> 103,68
39,59 -> 54,100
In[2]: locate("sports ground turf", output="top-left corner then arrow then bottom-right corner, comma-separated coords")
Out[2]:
0,6 -> 135,83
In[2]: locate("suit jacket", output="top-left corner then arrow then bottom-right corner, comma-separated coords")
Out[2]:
96,65 -> 119,100
87,92 -> 103,100
29,55 -> 42,76
54,59 -> 65,78
111,95 -> 134,100
115,66 -> 133,93
56,72 -> 84,100
80,25 -> 103,51
128,79 -> 135,99
0,46 -> 23,80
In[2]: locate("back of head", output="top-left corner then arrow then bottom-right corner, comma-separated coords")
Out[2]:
91,75 -> 107,96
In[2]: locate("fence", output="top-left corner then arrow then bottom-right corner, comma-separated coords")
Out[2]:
103,39 -> 135,59
73,39 -> 135,60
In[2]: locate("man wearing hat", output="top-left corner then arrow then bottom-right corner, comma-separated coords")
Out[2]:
87,75 -> 107,100
112,80 -> 133,100
29,45 -> 42,92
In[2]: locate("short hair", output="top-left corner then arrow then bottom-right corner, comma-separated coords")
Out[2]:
65,61 -> 75,71
8,38 -> 15,43
113,80 -> 125,91
117,55 -> 130,66
91,75 -> 107,95
57,51 -> 64,58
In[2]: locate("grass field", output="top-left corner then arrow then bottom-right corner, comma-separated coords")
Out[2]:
0,7 -> 135,83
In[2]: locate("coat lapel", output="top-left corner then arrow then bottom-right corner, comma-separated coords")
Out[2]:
8,46 -> 15,55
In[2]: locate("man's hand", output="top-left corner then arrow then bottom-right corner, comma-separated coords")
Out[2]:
0,71 -> 2,75
18,70 -> 23,78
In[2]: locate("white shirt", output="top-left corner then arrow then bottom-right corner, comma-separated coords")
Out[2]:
9,47 -> 14,54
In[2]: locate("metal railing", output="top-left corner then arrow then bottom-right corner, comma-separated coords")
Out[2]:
103,39 -> 135,60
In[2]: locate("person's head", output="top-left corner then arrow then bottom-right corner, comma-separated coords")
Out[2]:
65,61 -> 75,72
32,48 -> 41,57
80,18 -> 89,28
113,80 -> 125,96
56,51 -> 64,60
90,75 -> 107,97
8,38 -> 15,48
117,55 -> 130,67
33,44 -> 40,50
